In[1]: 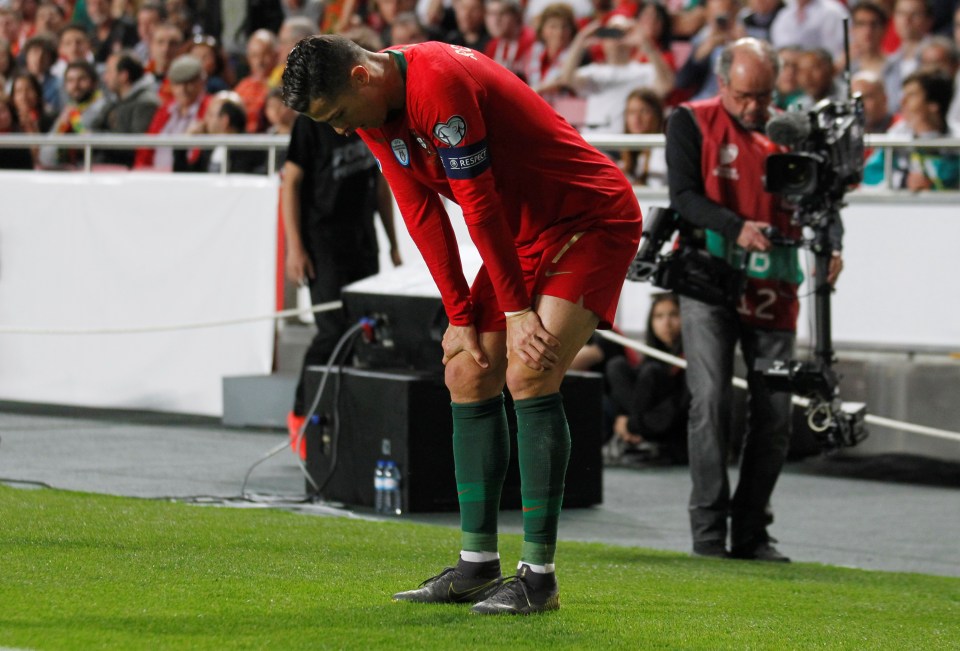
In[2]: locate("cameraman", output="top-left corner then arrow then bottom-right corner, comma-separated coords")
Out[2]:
666,38 -> 843,562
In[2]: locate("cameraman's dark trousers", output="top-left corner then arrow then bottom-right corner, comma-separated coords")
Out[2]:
680,295 -> 794,552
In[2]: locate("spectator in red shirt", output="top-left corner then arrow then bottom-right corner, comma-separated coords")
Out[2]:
233,28 -> 277,134
134,54 -> 210,170
484,0 -> 535,79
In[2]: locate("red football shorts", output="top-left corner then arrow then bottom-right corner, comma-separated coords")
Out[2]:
471,213 -> 641,332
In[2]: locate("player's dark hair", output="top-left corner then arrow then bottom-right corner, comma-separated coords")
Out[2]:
282,35 -> 367,113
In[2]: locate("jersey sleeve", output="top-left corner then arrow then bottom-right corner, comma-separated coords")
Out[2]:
371,140 -> 475,326
409,60 -> 531,315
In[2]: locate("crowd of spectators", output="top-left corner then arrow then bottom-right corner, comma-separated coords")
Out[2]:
0,0 -> 958,187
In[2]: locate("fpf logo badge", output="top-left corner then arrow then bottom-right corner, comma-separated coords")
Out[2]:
713,143 -> 740,180
391,138 -> 410,166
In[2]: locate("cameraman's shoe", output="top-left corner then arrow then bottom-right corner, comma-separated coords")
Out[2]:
471,564 -> 560,615
731,541 -> 790,563
392,558 -> 502,604
692,540 -> 730,559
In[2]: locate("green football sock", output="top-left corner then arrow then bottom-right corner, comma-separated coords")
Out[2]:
514,393 -> 570,567
451,394 -> 510,553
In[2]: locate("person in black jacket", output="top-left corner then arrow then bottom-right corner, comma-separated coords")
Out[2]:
281,113 -> 402,449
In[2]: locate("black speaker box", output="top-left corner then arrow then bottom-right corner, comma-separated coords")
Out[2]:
303,367 -> 604,512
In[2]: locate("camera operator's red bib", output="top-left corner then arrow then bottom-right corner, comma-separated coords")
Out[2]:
690,97 -> 802,332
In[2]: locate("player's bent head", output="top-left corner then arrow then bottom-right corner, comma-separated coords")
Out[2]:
282,35 -> 369,113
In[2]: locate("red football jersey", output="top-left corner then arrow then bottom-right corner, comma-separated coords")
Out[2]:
358,41 -> 640,326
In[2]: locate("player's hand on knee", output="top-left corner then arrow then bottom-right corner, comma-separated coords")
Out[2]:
506,310 -> 560,371
442,323 -> 489,368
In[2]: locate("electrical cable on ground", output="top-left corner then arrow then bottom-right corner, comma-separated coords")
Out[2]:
596,329 -> 960,444
240,321 -> 364,499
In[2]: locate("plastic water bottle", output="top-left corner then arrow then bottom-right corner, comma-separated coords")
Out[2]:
374,460 -> 386,514
384,460 -> 402,515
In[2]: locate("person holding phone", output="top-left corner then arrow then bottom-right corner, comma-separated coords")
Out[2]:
540,14 -> 674,135
675,0 -> 744,100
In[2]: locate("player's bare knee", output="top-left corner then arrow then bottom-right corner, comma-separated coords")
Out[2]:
505,361 -> 561,400
445,356 -> 503,401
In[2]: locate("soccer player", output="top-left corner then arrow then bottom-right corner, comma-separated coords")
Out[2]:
282,36 -> 642,615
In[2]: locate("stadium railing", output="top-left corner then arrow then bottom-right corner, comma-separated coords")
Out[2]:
1,133 -> 959,193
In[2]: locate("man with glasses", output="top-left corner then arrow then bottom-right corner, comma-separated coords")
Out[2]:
665,37 -> 843,562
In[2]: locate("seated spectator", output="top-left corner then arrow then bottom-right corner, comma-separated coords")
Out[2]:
620,87 -> 667,186
795,47 -> 844,107
576,0 -> 639,63
484,0 -> 536,78
668,0 -> 708,41
133,1 -> 165,63
264,86 -> 297,136
21,33 -> 60,115
0,9 -> 22,57
916,34 -> 960,134
184,88 -> 242,137
134,54 -> 210,170
774,44 -> 803,109
320,0 -> 359,34
51,24 -> 93,80
847,0 -> 901,109
852,69 -> 897,134
166,0 -> 198,40
390,11 -> 429,45
263,85 -> 296,171
525,2 -> 580,93
16,0 -> 38,43
269,16 -> 318,88
233,28 -> 277,134
739,0 -> 784,42
39,60 -> 105,168
0,37 -> 17,94
371,0 -> 419,46
604,292 -> 689,465
888,0 -> 932,86
675,0 -> 743,101
92,50 -> 160,167
84,0 -> 137,63
10,71 -> 52,136
636,0 -> 676,70
146,22 -> 185,104
863,69 -> 958,190
546,15 -> 673,134
769,0 -> 850,60
282,0 -> 324,25
0,92 -> 35,168
445,0 -> 491,53
174,96 -> 266,174
34,1 -> 66,38
189,34 -> 230,94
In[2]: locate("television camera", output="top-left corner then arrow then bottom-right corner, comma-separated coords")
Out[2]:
628,29 -> 868,450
